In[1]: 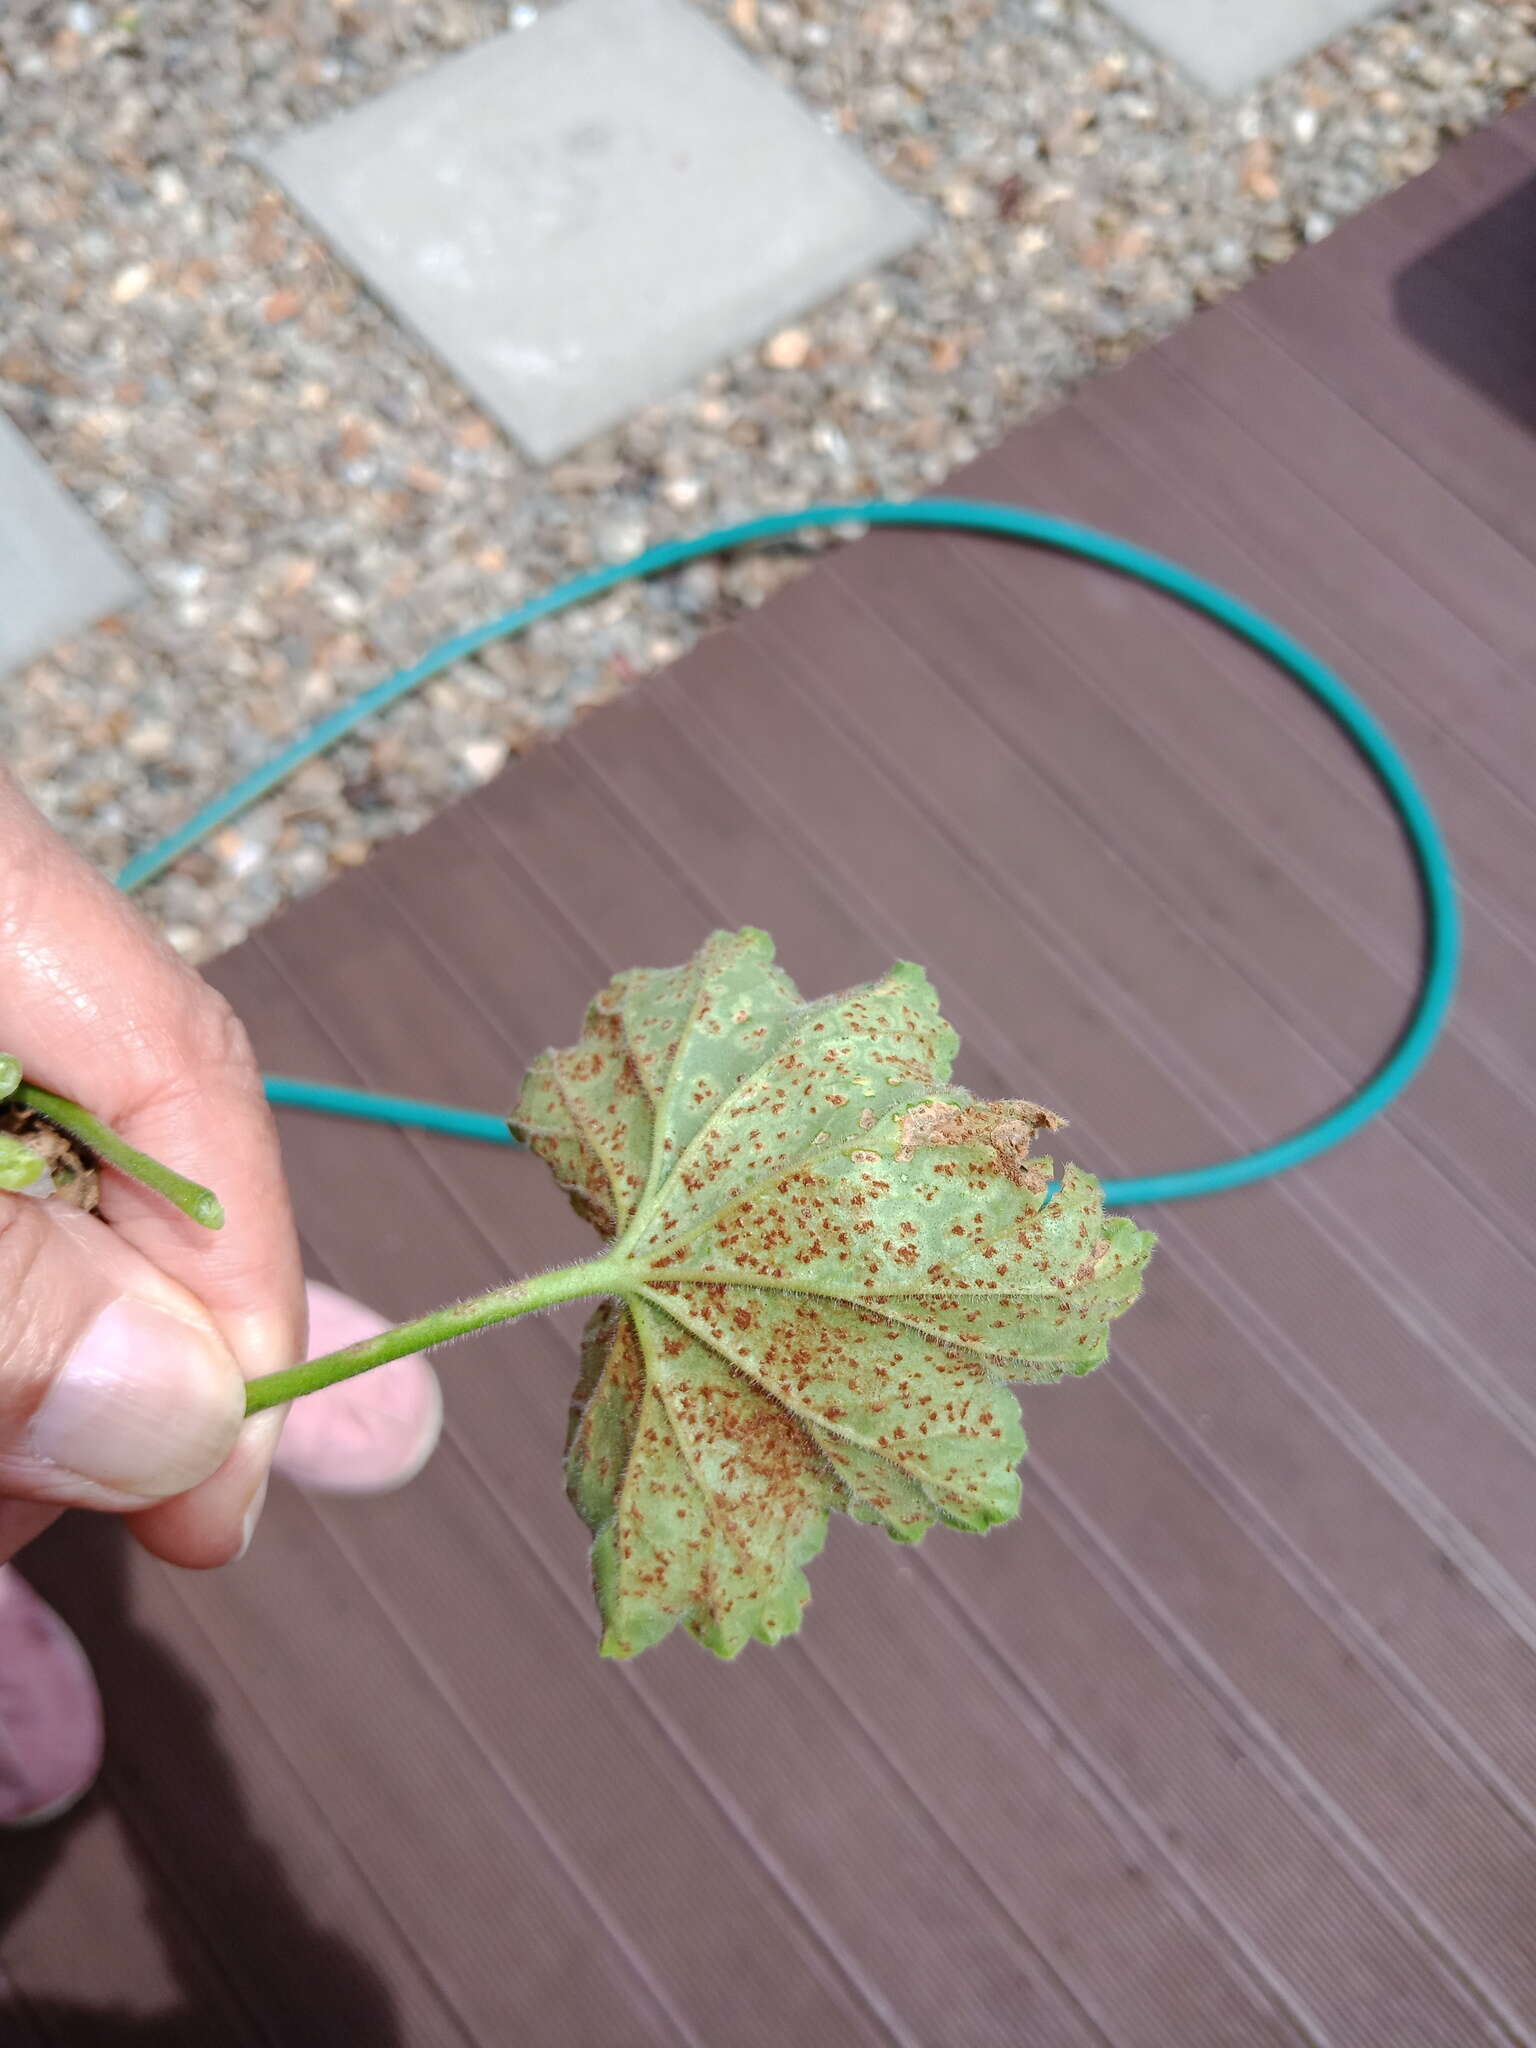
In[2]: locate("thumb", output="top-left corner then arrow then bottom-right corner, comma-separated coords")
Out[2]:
0,1189 -> 245,1512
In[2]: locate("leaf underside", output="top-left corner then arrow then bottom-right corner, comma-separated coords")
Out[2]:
512,929 -> 1153,1660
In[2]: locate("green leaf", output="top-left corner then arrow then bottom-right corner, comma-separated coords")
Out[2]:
0,1131 -> 45,1192
512,929 -> 1153,1660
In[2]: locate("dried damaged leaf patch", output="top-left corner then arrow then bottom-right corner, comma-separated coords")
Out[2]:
512,929 -> 1153,1659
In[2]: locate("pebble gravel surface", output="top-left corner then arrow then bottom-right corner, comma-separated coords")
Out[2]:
2,0 -> 1532,960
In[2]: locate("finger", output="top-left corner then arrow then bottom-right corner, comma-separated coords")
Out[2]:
126,1406 -> 287,1570
1,775 -> 306,1552
0,775 -> 305,1380
0,1196 -> 244,1519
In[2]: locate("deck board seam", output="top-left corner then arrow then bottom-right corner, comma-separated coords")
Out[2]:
557,724 -> 1536,2015
908,1566 -> 1333,2045
152,1545 -> 524,2048
268,844 -> 1317,2048
1155,324 -> 1536,687
274,885 -> 1156,2048
1182,291 -> 1536,634
424,722 -> 1536,1676
286,1482 -> 718,2048
900,530 -> 1536,1072
101,1790 -> 284,2048
557,686 -> 1536,1749
1232,287 -> 1536,575
965,400 -> 1536,965
563,706 -> 1536,1610
1223,290 -> 1530,548
1111,1364 -> 1536,1838
1021,1473 -> 1532,2048
763,569 -> 1536,1287
641,650 -> 1536,1461
1072,376 -> 1536,834
251,933 -> 919,2048
291,877 -> 1327,2048
1151,1201 -> 1536,1658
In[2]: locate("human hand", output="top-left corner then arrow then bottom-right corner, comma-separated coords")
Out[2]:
0,770 -> 305,1569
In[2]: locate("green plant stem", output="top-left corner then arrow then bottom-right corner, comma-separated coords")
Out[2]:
12,1081 -> 224,1228
243,1256 -> 629,1415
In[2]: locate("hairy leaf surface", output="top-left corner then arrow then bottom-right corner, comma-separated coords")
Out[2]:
512,930 -> 1152,1659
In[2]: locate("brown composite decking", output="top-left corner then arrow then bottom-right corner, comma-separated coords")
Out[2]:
6,106 -> 1536,2048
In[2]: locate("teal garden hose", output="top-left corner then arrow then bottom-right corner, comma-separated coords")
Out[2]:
116,500 -> 1461,1209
